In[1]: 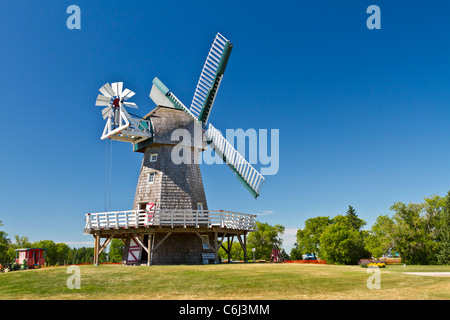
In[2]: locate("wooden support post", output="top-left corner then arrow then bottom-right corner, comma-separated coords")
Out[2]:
236,233 -> 247,263
92,234 -> 97,265
122,235 -> 131,264
150,233 -> 155,266
227,235 -> 234,263
244,232 -> 247,263
94,234 -> 100,266
147,233 -> 152,266
214,232 -> 218,264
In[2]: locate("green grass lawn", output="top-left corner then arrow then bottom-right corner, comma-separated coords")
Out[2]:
0,263 -> 449,300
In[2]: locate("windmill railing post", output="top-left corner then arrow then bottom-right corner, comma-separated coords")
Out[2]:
84,209 -> 257,232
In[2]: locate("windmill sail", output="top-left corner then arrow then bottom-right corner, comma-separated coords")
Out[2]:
147,34 -> 265,199
149,78 -> 175,108
205,123 -> 265,198
190,33 -> 233,126
150,77 -> 197,120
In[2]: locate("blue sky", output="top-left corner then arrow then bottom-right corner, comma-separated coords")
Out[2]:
0,0 -> 449,251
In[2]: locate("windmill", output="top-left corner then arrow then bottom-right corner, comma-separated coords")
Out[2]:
85,33 -> 264,265
95,82 -> 152,143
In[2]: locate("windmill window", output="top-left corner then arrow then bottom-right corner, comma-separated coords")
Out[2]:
149,154 -> 158,162
147,172 -> 156,184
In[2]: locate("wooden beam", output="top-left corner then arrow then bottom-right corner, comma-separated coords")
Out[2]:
227,235 -> 234,262
93,234 -> 97,265
147,233 -> 152,266
195,232 -> 214,251
122,235 -> 131,264
220,243 -> 228,253
133,235 -> 148,254
218,233 -> 228,253
214,232 -> 218,264
153,232 -> 172,251
236,234 -> 247,262
94,234 -> 100,266
150,233 -> 155,265
244,232 -> 247,263
98,236 -> 112,254
84,226 -> 244,237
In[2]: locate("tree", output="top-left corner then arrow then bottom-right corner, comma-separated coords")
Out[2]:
295,216 -> 331,259
365,215 -> 395,259
55,243 -> 70,265
289,243 -> 303,260
14,235 -> 32,248
320,215 -> 370,264
218,241 -> 250,261
67,248 -> 78,264
437,191 -> 450,264
0,221 -> 11,264
390,200 -> 441,265
108,239 -> 124,262
346,205 -> 366,231
247,221 -> 285,260
32,240 -> 57,266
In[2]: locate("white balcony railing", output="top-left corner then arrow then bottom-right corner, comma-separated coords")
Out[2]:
84,209 -> 257,232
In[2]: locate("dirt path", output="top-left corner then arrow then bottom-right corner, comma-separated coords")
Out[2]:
402,272 -> 450,277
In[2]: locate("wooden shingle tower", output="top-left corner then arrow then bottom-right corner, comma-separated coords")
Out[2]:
85,33 -> 265,265
132,105 -> 208,213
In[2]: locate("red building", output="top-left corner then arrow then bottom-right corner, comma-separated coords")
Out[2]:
15,248 -> 47,269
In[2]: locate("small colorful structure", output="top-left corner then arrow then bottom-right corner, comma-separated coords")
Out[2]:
15,248 -> 47,269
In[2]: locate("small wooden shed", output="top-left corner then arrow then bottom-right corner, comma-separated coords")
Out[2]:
15,248 -> 47,269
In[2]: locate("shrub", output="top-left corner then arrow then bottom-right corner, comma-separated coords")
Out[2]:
359,258 -> 387,268
368,262 -> 386,268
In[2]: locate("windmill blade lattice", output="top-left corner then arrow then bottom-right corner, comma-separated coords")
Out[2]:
146,33 -> 265,199
190,33 -> 233,126
205,123 -> 265,199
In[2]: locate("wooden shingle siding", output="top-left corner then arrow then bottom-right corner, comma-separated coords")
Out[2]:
133,106 -> 208,211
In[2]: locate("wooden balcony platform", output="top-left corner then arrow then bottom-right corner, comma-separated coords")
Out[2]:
84,209 -> 257,235
84,209 -> 257,265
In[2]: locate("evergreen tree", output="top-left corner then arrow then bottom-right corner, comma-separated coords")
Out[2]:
346,205 -> 366,231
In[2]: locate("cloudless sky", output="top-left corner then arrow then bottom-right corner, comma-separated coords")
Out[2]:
0,0 -> 449,251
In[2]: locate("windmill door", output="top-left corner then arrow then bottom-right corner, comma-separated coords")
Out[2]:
127,236 -> 142,264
